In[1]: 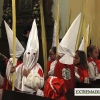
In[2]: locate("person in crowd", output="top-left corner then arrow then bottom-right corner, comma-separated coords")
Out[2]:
20,25 -> 31,49
5,20 -> 44,94
4,21 -> 24,90
54,13 -> 81,89
47,47 -> 56,74
74,50 -> 89,83
47,21 -> 58,76
87,45 -> 100,82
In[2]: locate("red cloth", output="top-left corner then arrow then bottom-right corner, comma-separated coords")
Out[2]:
54,61 -> 75,89
16,60 -> 23,66
4,58 -> 8,65
47,60 -> 54,73
38,68 -> 44,77
44,77 -> 67,100
76,65 -> 89,82
87,58 -> 100,72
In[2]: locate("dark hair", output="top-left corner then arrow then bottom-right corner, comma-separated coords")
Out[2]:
0,59 -> 6,77
87,45 -> 97,58
76,50 -> 88,70
23,25 -> 31,35
51,46 -> 56,54
98,49 -> 100,60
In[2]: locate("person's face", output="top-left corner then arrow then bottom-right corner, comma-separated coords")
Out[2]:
90,47 -> 99,59
73,53 -> 80,65
56,55 -> 61,61
26,31 -> 30,37
49,49 -> 56,61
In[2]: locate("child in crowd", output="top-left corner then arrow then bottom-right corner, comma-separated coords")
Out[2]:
48,54 -> 61,76
74,50 -> 89,83
87,45 -> 100,82
47,47 -> 56,74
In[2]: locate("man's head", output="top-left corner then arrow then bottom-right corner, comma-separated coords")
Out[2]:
23,25 -> 31,37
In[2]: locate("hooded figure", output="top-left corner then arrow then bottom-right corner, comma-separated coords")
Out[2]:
44,76 -> 67,100
36,76 -> 67,100
54,13 -> 81,89
15,20 -> 44,93
5,20 -> 44,93
4,20 -> 24,89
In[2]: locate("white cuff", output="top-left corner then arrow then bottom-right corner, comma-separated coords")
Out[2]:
36,89 -> 44,96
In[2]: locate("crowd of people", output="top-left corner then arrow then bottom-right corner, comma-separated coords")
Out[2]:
0,13 -> 100,100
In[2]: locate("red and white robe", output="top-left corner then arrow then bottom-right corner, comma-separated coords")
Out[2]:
6,58 -> 44,93
75,65 -> 89,83
54,61 -> 75,89
87,58 -> 100,81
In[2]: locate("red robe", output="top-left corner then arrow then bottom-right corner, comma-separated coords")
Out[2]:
47,60 -> 54,74
87,58 -> 100,72
76,65 -> 88,83
44,77 -> 67,100
54,61 -> 75,89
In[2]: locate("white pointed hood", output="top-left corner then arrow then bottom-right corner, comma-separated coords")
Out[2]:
23,19 -> 39,70
4,20 -> 24,58
52,20 -> 59,47
58,13 -> 81,64
79,25 -> 89,51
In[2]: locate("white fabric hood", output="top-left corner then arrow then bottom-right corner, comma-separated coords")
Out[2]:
79,25 -> 89,51
58,13 -> 81,64
4,20 -> 24,58
23,19 -> 39,70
